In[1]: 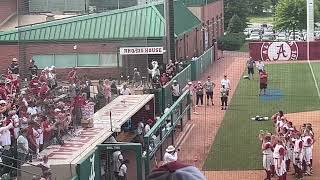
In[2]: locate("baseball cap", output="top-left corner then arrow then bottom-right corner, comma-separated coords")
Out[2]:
0,100 -> 6,104
188,82 -> 192,85
198,81 -> 201,84
173,80 -> 177,83
12,58 -> 18,62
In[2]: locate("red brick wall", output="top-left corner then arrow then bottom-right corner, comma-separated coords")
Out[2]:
0,45 -> 19,73
249,41 -> 320,61
0,0 -> 17,24
202,0 -> 224,39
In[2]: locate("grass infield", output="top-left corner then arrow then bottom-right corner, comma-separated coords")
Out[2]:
204,62 -> 320,170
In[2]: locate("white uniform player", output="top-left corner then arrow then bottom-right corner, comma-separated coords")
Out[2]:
293,133 -> 303,179
302,132 -> 313,175
262,137 -> 273,179
273,140 -> 286,178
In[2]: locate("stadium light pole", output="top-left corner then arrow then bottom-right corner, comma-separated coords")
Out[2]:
307,0 -> 314,61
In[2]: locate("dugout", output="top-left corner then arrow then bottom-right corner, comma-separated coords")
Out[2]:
21,94 -> 155,180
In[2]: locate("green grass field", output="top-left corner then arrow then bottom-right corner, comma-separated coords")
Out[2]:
204,62 -> 320,170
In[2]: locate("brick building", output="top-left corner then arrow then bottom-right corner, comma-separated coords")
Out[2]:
0,0 -> 17,26
0,0 -> 224,80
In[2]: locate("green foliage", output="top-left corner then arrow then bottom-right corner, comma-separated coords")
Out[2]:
224,0 -> 250,29
227,14 -> 246,33
217,33 -> 246,51
274,0 -> 307,32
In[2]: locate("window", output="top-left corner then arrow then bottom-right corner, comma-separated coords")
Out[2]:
54,54 -> 77,68
78,54 -> 100,67
33,55 -> 54,69
32,53 -> 121,68
100,53 -> 122,67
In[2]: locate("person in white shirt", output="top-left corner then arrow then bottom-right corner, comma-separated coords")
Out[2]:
257,60 -> 265,73
17,128 -> 29,177
171,80 -> 180,102
220,75 -> 231,95
144,120 -> 152,134
112,151 -> 124,178
182,81 -> 198,114
163,145 -> 178,164
27,101 -> 38,116
120,84 -> 131,95
118,159 -> 130,180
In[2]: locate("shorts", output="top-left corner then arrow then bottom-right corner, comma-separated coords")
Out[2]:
206,92 -> 213,99
248,67 -> 254,75
260,83 -> 267,89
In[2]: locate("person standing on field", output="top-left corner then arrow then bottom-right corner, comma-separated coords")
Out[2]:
221,75 -> 231,95
259,70 -> 268,96
257,60 -> 265,73
195,81 -> 204,106
247,57 -> 256,80
220,85 -> 228,110
182,81 -> 198,114
261,135 -> 273,180
204,76 -> 215,106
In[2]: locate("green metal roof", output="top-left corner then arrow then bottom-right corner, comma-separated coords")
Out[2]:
180,0 -> 217,7
0,1 -> 200,42
0,5 -> 166,42
155,1 -> 201,37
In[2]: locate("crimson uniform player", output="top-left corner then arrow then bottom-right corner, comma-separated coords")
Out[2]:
262,135 -> 273,180
273,139 -> 287,180
302,130 -> 313,176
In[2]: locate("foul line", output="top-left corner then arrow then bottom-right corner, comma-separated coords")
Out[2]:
307,41 -> 320,101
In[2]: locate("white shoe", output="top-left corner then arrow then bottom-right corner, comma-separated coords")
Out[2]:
194,112 -> 199,115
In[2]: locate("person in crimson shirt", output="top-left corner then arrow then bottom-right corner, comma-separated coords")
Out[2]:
27,121 -> 38,153
38,82 -> 50,100
0,81 -> 7,100
29,75 -> 40,95
38,70 -> 48,84
68,67 -> 77,83
6,69 -> 20,93
41,115 -> 54,143
259,70 -> 268,96
73,91 -> 86,126
160,73 -> 169,86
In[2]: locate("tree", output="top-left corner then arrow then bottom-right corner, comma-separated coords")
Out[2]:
274,0 -> 307,39
227,14 -> 246,33
248,0 -> 266,15
224,0 -> 250,29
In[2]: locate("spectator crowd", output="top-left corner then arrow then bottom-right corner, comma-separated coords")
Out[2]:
0,58 -> 123,179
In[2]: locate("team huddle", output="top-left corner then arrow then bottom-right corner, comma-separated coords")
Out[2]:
260,111 -> 315,180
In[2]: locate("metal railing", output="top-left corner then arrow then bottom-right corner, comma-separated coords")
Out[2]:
143,89 -> 191,177
191,47 -> 214,81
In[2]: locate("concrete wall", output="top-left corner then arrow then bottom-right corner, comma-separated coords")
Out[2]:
249,41 -> 320,61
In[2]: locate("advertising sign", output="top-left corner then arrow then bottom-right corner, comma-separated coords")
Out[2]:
119,47 -> 164,55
